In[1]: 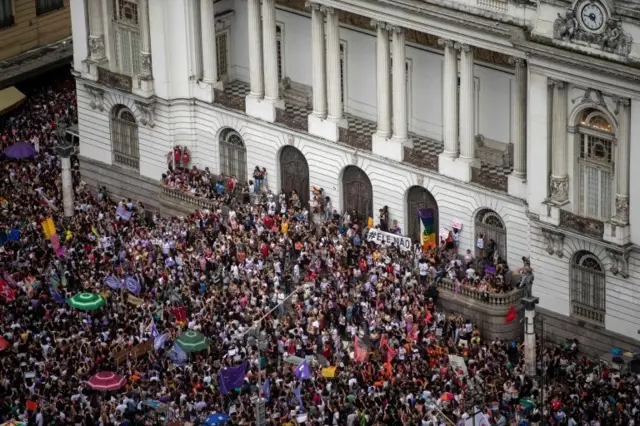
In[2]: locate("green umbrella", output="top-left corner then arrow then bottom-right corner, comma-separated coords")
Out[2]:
68,293 -> 106,311
176,331 -> 209,353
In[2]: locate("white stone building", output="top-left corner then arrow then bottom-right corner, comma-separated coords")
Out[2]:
70,0 -> 640,350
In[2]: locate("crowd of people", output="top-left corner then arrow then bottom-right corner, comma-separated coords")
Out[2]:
1,68 -> 639,426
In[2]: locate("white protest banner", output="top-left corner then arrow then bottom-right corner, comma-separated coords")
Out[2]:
448,354 -> 469,377
366,228 -> 412,252
439,227 -> 449,240
452,220 -> 463,230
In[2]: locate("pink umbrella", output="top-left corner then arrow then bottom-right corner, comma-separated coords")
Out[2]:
87,372 -> 126,391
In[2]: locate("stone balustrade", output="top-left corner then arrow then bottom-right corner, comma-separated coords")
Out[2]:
437,278 -> 526,305
160,186 -> 219,211
436,278 -> 526,340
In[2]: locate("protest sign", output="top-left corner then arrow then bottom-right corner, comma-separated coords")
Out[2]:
366,228 -> 412,252
114,340 -> 153,365
448,354 -> 469,377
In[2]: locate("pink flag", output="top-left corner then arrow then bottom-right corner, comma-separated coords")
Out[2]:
354,336 -> 367,363
50,233 -> 60,250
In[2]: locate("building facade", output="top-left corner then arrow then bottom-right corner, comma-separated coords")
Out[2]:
0,0 -> 72,87
70,0 -> 640,352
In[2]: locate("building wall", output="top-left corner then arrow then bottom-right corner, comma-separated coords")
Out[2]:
76,82 -> 531,272
229,0 -> 514,144
0,0 -> 71,61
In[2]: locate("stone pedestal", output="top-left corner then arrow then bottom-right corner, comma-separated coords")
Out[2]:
372,132 -> 403,161
522,296 -> 539,377
437,154 -> 476,183
246,95 -> 281,123
508,174 -> 528,200
58,145 -> 75,218
539,202 -> 563,227
603,222 -> 631,246
308,113 -> 340,142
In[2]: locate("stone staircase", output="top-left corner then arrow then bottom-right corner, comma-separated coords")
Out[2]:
281,78 -> 312,107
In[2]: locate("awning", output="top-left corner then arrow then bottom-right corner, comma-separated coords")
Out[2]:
0,86 -> 26,115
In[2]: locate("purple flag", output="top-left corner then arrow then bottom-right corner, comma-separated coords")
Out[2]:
105,275 -> 122,290
125,275 -> 141,296
219,361 -> 247,395
294,360 -> 311,381
116,205 -> 133,221
49,286 -> 66,304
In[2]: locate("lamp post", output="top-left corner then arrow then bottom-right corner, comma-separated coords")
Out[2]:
234,282 -> 311,426
56,127 -> 75,218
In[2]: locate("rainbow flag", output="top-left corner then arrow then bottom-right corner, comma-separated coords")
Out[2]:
418,208 -> 437,250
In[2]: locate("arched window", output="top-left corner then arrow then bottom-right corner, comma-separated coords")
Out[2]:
474,209 -> 506,261
110,105 -> 139,170
219,128 -> 247,181
570,251 -> 605,325
113,0 -> 141,75
577,109 -> 614,220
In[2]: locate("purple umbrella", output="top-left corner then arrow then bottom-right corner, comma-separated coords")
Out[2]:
4,142 -> 36,159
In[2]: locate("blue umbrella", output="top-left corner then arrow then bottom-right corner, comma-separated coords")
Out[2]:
204,413 -> 230,425
4,142 -> 36,159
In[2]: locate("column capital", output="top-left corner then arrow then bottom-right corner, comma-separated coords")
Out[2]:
547,78 -> 566,89
437,38 -> 455,48
370,19 -> 389,30
508,57 -> 526,68
320,5 -> 336,14
454,42 -> 472,52
613,96 -> 631,108
386,24 -> 404,34
305,1 -> 322,11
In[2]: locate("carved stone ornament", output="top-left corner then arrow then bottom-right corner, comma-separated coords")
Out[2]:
606,248 -> 629,278
140,53 -> 153,77
351,150 -> 358,165
285,133 -> 294,145
416,174 -> 425,187
135,101 -> 156,127
97,67 -> 132,93
553,10 -> 633,57
304,1 -> 321,11
615,195 -> 629,223
577,88 -> 607,109
454,42 -> 471,52
86,87 -> 104,111
550,175 -> 569,202
437,38 -> 455,49
89,35 -> 105,59
559,210 -> 604,238
541,229 -> 565,258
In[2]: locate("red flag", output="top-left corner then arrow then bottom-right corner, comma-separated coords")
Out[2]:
171,306 -> 187,323
505,305 -> 516,323
386,345 -> 398,363
354,336 -> 367,363
0,278 -> 16,301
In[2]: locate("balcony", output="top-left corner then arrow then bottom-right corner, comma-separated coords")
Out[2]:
160,186 -> 219,212
436,278 -> 526,340
214,80 -> 512,192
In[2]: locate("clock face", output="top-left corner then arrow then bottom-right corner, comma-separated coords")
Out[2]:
579,2 -> 605,32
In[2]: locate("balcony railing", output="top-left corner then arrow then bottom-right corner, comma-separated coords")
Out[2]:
437,278 -> 526,306
161,186 -> 219,211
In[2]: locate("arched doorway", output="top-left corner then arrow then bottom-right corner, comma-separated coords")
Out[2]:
280,146 -> 310,207
474,209 -> 507,260
219,128 -> 247,181
406,186 -> 438,244
342,166 -> 373,222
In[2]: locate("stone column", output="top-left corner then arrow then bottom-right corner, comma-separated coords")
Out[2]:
372,20 -> 390,138
439,38 -> 458,157
247,0 -> 264,99
614,98 -> 631,223
308,2 -> 326,118
522,297 -> 539,377
58,144 -> 75,218
88,0 -> 105,60
200,0 -> 218,85
139,0 -> 152,78
457,43 -> 475,161
510,58 -> 527,178
549,79 -> 568,203
390,26 -> 407,141
325,7 -> 343,122
262,0 -> 279,102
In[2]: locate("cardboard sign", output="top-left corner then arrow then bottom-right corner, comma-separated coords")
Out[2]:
114,340 -> 153,365
452,220 -> 463,230
448,354 -> 469,377
127,295 -> 144,306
